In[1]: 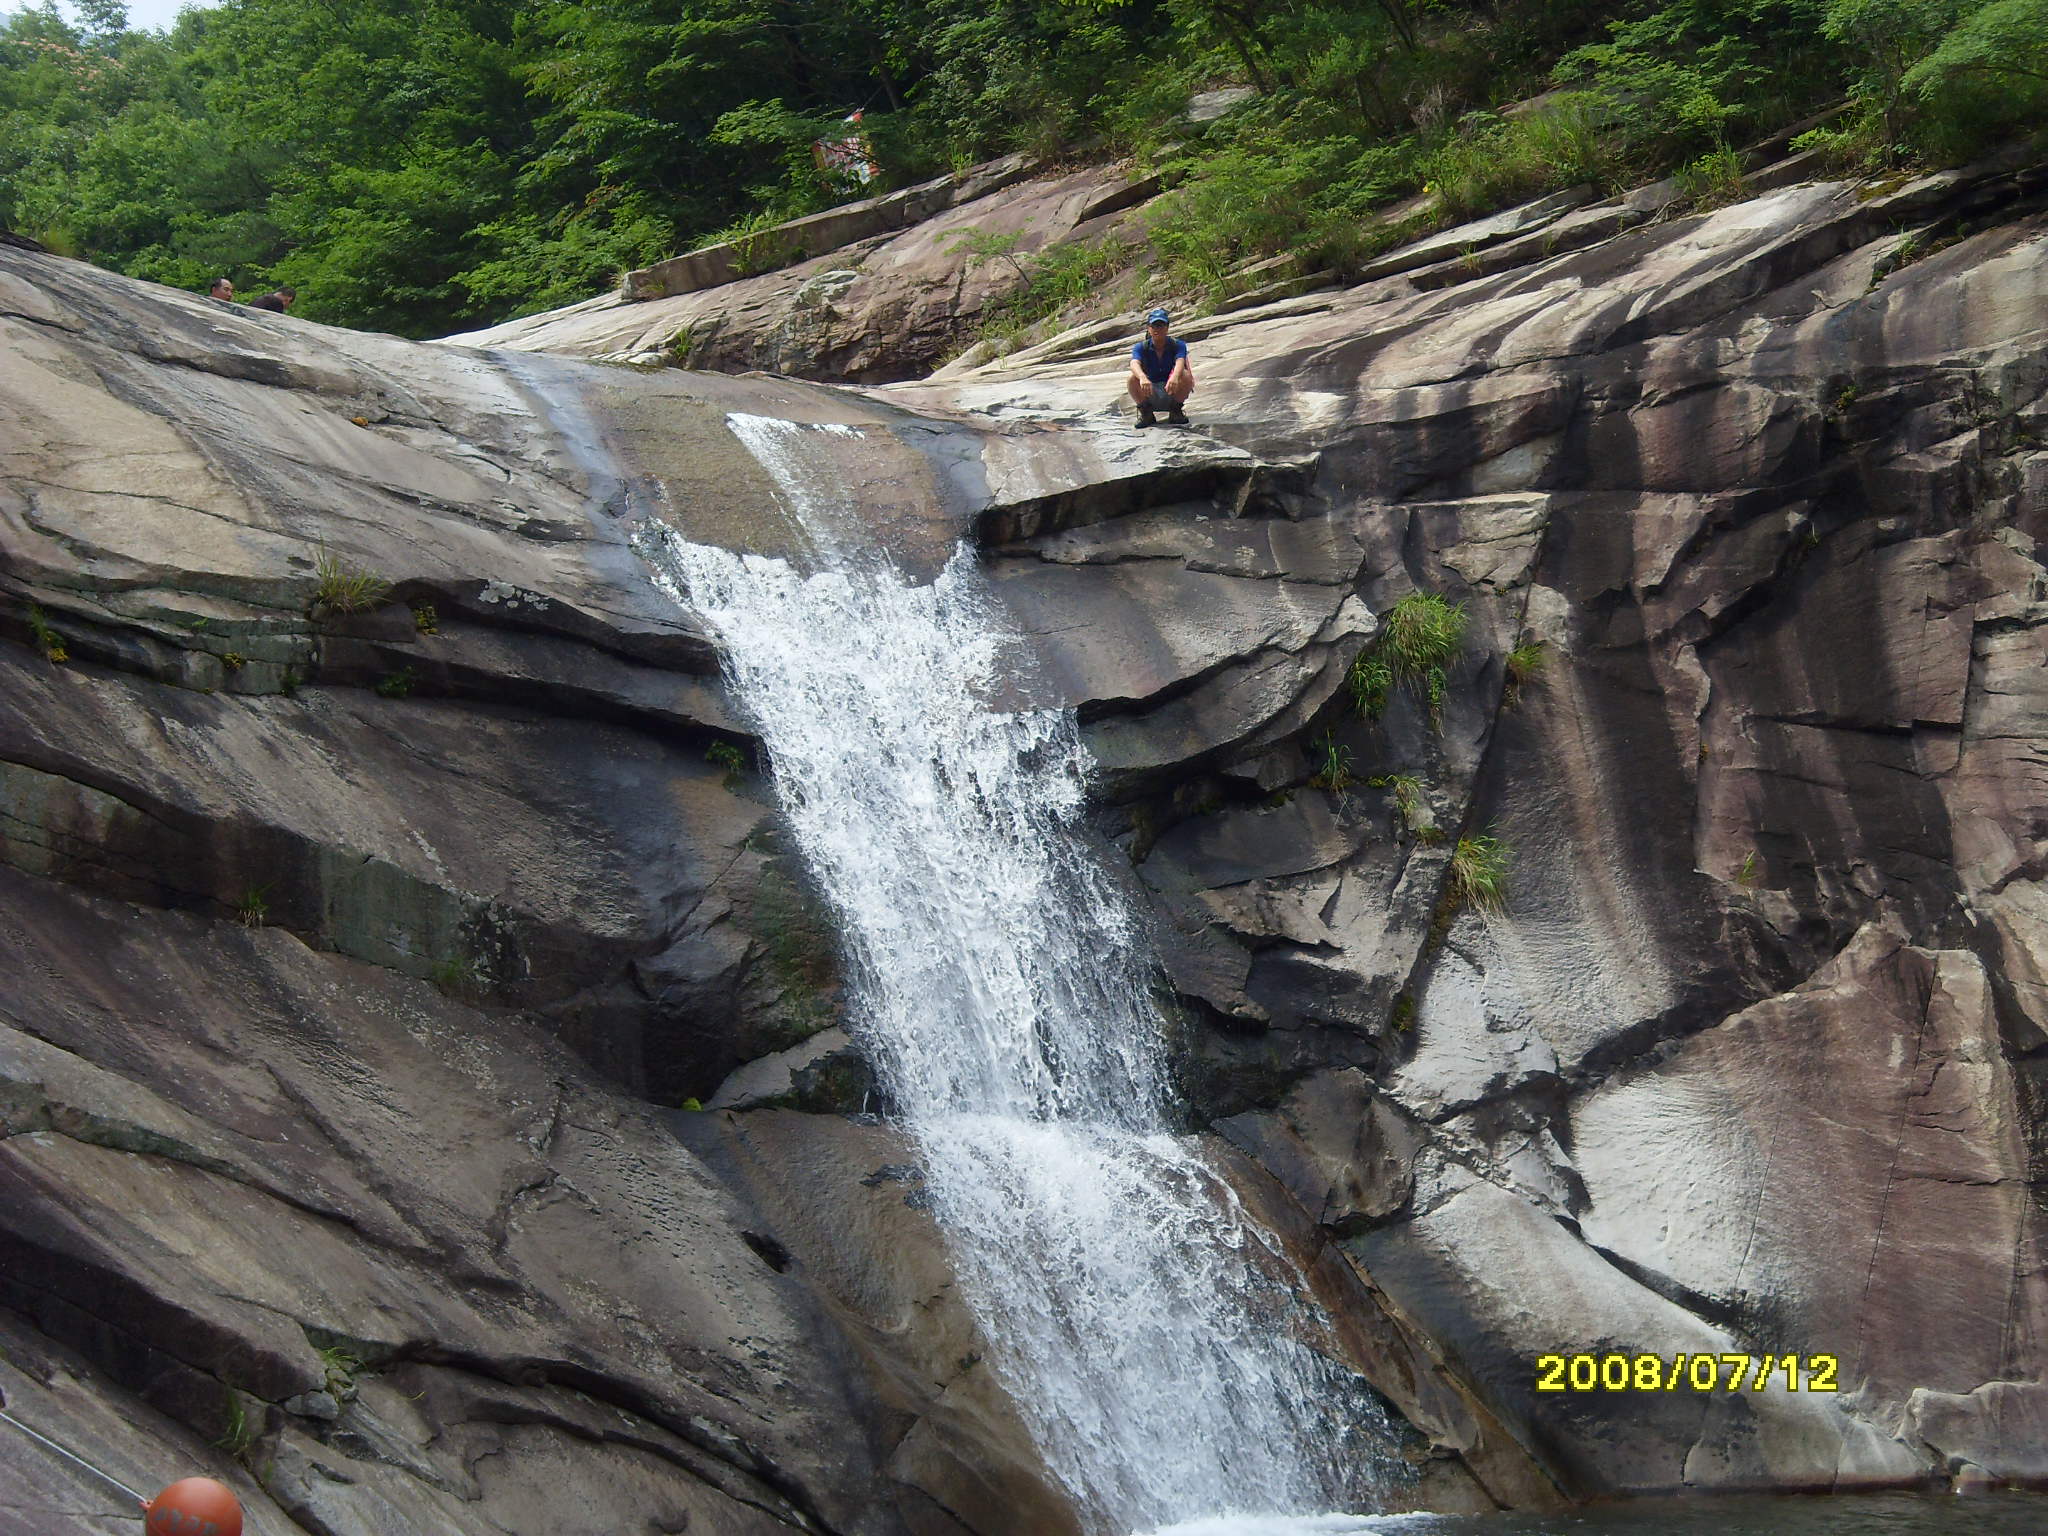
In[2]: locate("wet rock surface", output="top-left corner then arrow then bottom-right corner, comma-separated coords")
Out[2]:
5,135 -> 2048,1531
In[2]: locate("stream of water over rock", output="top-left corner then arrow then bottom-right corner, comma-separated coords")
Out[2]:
635,414 -> 1398,1534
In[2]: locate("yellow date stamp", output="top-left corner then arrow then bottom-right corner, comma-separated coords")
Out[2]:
1535,1352 -> 1839,1393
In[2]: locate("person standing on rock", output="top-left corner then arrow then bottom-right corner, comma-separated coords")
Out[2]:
1128,306 -> 1193,427
208,277 -> 234,302
248,286 -> 295,313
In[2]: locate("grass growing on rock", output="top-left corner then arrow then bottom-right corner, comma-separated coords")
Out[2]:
1368,773 -> 1434,837
1448,833 -> 1511,914
1308,730 -> 1356,792
317,1344 -> 362,1402
312,550 -> 392,614
1505,638 -> 1548,705
1350,591 -> 1468,725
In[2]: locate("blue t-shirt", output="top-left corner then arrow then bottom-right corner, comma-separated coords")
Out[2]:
1132,336 -> 1188,384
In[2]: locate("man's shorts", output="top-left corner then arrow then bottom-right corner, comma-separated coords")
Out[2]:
1147,381 -> 1172,407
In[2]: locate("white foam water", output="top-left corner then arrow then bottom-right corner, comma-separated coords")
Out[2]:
637,414 -> 1400,1533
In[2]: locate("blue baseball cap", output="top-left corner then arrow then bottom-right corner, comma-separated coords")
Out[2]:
1146,307 -> 1170,325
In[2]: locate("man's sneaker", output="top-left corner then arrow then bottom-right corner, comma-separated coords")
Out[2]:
1166,405 -> 1189,425
1137,406 -> 1158,428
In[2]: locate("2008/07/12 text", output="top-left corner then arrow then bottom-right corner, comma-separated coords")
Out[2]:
1535,1353 -> 1839,1393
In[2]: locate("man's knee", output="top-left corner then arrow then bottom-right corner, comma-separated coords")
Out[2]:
1127,374 -> 1150,401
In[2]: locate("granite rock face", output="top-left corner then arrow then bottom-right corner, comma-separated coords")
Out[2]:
5,137 -> 2048,1533
445,160 -> 1158,384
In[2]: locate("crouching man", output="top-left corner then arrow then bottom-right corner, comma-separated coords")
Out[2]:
1127,306 -> 1193,427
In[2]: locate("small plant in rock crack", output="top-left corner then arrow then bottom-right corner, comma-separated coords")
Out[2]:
1348,653 -> 1392,720
412,603 -> 439,636
215,1389 -> 258,1459
311,549 -> 392,614
221,651 -> 248,670
1368,773 -> 1431,837
1389,993 -> 1416,1032
234,884 -> 272,927
430,955 -> 476,990
1736,849 -> 1761,887
1307,730 -> 1355,793
1447,832 -> 1511,914
317,1345 -> 362,1403
706,740 -> 749,788
1351,591 -> 1468,727
1504,639 -> 1547,705
375,665 -> 419,699
25,604 -> 67,663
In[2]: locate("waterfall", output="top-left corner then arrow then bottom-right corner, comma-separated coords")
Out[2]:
636,414 -> 1400,1535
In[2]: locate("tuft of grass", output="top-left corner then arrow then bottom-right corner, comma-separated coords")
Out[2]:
1368,773 -> 1433,836
1736,849 -> 1761,886
26,604 -> 67,663
1381,591 -> 1469,682
1448,833 -> 1511,914
1671,143 -> 1747,209
1348,653 -> 1393,720
1307,730 -> 1355,793
215,1389 -> 257,1459
280,668 -> 301,698
317,1344 -> 362,1402
312,550 -> 392,614
706,740 -> 749,789
234,884 -> 271,927
374,666 -> 419,699
1348,592 -> 1468,728
1505,638 -> 1548,705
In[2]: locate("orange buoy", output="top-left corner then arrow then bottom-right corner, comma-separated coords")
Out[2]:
142,1477 -> 243,1536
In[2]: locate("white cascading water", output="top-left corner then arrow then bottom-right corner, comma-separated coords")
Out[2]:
637,414 -> 1401,1535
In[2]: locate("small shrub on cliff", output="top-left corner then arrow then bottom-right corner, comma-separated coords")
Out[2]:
25,603 -> 67,664
1448,832 -> 1511,914
1308,730 -> 1356,793
707,740 -> 749,788
374,666 -> 419,699
312,550 -> 392,614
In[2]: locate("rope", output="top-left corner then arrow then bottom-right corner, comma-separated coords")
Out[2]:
0,1407 -> 149,1504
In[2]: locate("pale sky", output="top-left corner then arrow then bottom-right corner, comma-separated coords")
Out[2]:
18,0 -> 206,34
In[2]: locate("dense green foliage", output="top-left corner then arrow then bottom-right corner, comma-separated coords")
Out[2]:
2,0 -> 2041,336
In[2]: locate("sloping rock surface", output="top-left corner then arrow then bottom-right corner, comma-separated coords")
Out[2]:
445,161 -> 1155,384
7,133 -> 2048,1532
880,153 -> 2048,1497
